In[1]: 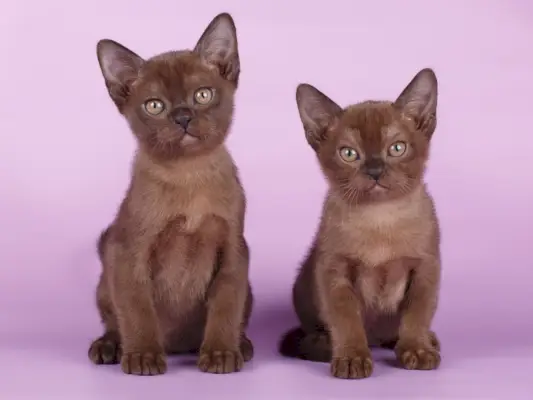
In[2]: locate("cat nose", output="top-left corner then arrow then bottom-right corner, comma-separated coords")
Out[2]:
366,168 -> 383,180
364,158 -> 384,180
171,108 -> 192,129
175,115 -> 191,129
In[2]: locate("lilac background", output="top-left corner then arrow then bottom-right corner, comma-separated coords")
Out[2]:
1,0 -> 532,399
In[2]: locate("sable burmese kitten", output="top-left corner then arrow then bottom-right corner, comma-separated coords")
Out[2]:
88,13 -> 254,376
279,69 -> 442,379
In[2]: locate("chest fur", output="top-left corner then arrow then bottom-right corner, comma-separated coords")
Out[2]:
129,170 -> 242,244
357,261 -> 409,313
135,175 -> 240,314
332,189 -> 435,313
338,192 -> 434,268
152,233 -> 217,317
148,195 -> 231,319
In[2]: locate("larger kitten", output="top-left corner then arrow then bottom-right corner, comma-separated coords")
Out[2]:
88,13 -> 254,376
279,69 -> 442,379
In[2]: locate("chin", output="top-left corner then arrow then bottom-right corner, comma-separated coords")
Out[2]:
361,183 -> 412,203
182,139 -> 225,157
363,190 -> 392,203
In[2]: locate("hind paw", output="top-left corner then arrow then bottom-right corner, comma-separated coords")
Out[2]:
240,334 -> 254,362
88,333 -> 121,365
381,331 -> 440,351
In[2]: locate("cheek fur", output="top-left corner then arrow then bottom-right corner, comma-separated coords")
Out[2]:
381,156 -> 426,193
125,105 -> 182,148
386,141 -> 427,178
381,168 -> 411,190
190,115 -> 216,137
193,91 -> 234,135
194,111 -> 231,137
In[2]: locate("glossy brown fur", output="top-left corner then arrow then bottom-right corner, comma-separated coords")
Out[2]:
88,13 -> 254,376
279,69 -> 442,379
119,52 -> 237,161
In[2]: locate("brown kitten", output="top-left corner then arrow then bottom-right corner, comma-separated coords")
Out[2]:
87,13 -> 254,376
279,69 -> 442,379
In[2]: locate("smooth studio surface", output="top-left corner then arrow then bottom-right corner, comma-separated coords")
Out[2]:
1,0 -> 532,399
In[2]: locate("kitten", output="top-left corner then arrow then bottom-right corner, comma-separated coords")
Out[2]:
88,13 -> 254,376
278,69 -> 442,379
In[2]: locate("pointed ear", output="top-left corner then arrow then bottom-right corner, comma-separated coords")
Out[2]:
96,39 -> 144,111
394,68 -> 438,138
194,13 -> 240,85
296,84 -> 342,150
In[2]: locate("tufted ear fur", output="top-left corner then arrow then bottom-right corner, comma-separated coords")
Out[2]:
194,13 -> 240,85
96,39 -> 144,111
296,83 -> 342,150
394,68 -> 438,138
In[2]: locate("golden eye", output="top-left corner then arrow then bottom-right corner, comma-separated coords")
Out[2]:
144,99 -> 165,115
388,141 -> 407,157
339,147 -> 359,162
194,87 -> 214,105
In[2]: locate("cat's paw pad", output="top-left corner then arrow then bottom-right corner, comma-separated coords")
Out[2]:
120,352 -> 167,375
88,335 -> 121,365
330,350 -> 373,379
198,348 -> 244,374
396,344 -> 440,370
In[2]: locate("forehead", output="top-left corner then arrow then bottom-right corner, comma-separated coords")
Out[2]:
134,51 -> 219,97
339,101 -> 399,143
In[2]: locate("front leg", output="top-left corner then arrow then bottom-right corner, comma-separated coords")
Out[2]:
316,254 -> 373,379
395,257 -> 441,370
110,243 -> 166,376
198,234 -> 250,374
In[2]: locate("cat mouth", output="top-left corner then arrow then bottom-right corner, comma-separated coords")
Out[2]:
179,132 -> 200,145
369,182 -> 390,192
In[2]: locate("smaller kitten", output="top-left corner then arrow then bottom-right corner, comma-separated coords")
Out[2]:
279,69 -> 442,379
88,13 -> 253,376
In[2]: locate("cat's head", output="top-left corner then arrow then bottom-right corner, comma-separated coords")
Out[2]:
96,13 -> 239,159
296,68 -> 438,204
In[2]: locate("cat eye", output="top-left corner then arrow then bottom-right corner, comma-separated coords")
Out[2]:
194,87 -> 214,105
388,141 -> 407,157
144,99 -> 165,115
339,147 -> 359,162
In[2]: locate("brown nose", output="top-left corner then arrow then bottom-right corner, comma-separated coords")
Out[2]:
364,158 -> 384,180
171,107 -> 192,129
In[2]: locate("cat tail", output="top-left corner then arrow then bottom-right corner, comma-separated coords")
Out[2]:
278,327 -> 331,362
97,226 -> 112,262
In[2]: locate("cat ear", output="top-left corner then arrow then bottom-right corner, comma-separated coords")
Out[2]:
96,39 -> 144,111
394,68 -> 438,138
194,13 -> 240,85
296,84 -> 342,150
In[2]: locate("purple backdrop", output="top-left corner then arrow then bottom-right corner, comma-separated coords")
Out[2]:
1,0 -> 532,399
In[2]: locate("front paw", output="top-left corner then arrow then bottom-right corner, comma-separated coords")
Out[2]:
198,347 -> 244,374
121,351 -> 167,376
396,341 -> 441,370
330,349 -> 373,379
